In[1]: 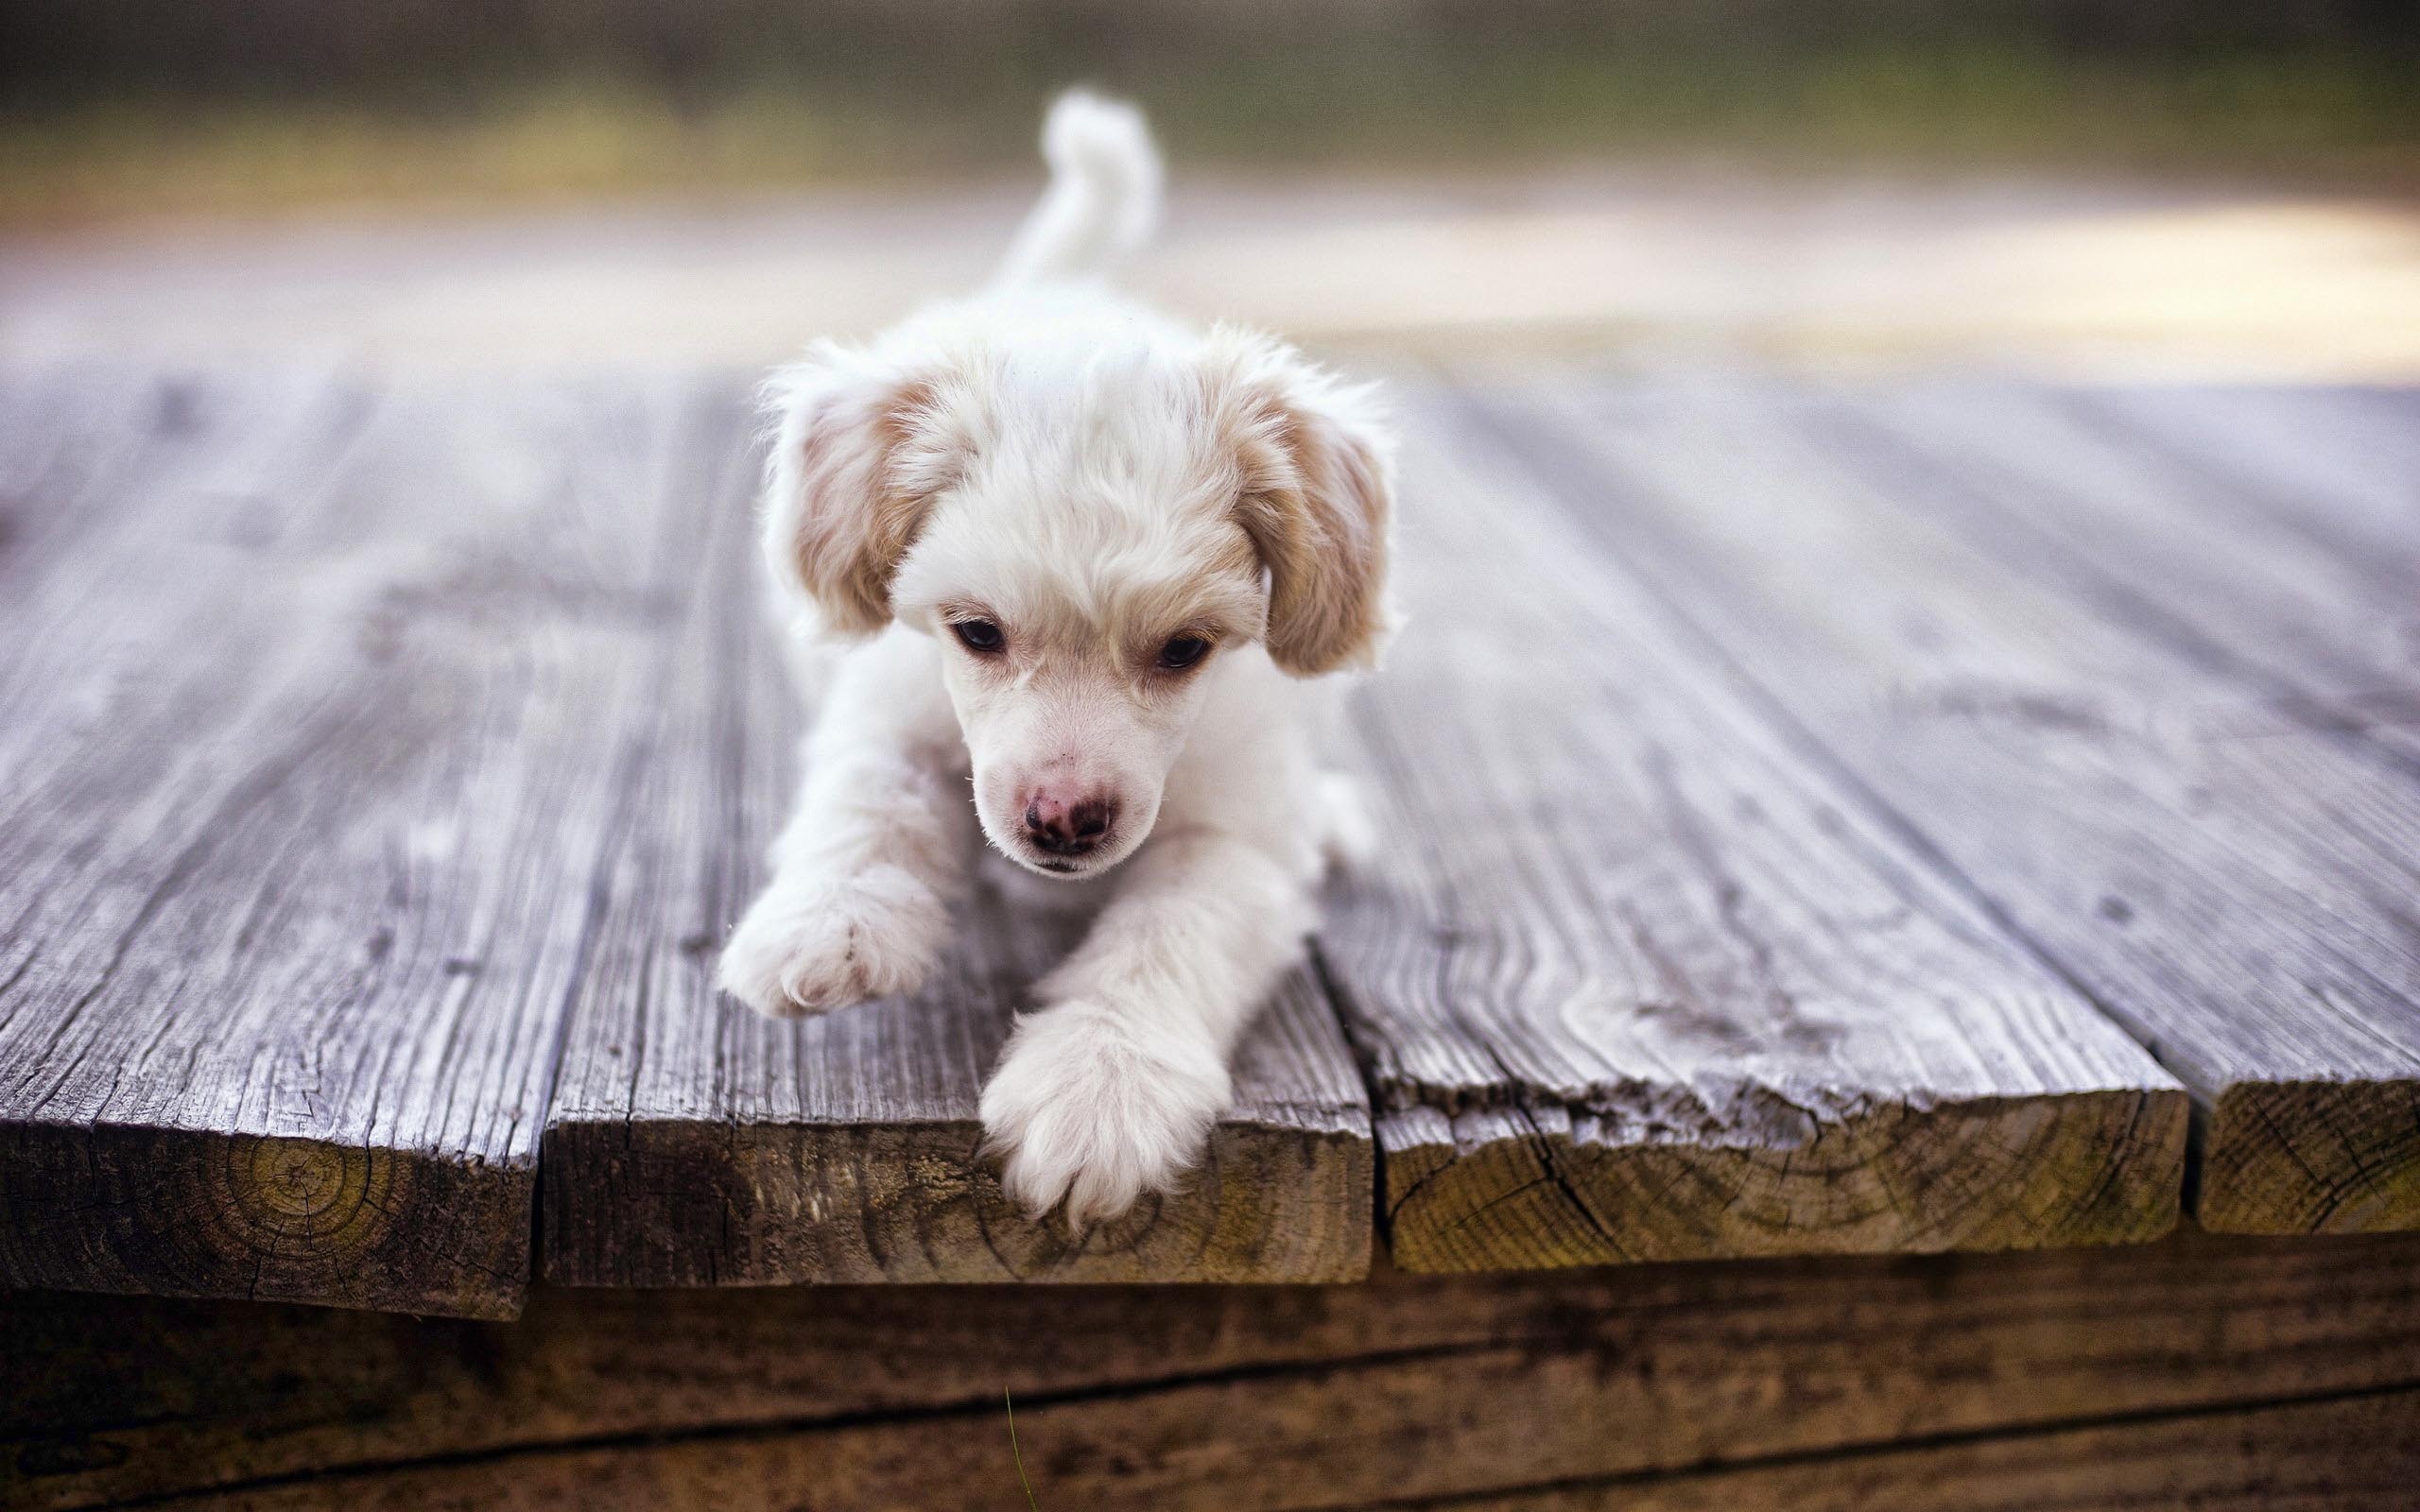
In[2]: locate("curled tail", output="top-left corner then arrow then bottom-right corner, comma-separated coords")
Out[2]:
995,90 -> 1163,286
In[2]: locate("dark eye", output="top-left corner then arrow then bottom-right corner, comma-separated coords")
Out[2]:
1156,634 -> 1212,671
952,619 -> 1005,655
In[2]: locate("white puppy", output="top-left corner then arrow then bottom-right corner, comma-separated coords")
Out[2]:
717,91 -> 1394,1226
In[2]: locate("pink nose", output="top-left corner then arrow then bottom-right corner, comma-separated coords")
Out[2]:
1023,792 -> 1116,856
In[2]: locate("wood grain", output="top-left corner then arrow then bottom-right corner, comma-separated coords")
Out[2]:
0,369 -> 715,1317
1441,1388 -> 2420,1512
1319,398 -> 2185,1271
0,368 -> 208,597
11,1229 -> 2420,1511
2074,386 -> 2420,584
2064,383 -> 2420,760
536,383 -> 1371,1286
1819,379 -> 2420,762
1475,371 -> 2420,1236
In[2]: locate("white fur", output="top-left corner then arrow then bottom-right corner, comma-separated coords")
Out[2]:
719,91 -> 1393,1227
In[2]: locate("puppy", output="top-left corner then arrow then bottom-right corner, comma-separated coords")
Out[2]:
718,91 -> 1394,1225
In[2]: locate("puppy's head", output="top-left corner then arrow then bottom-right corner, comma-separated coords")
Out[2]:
761,323 -> 1392,879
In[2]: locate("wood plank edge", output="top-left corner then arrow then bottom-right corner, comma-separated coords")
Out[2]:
2203,1079 -> 2420,1234
1377,1087 -> 2190,1272
0,1118 -> 527,1319
538,1110 -> 1372,1286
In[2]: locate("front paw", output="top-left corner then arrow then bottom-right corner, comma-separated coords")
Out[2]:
978,1005 -> 1232,1227
717,864 -> 949,1019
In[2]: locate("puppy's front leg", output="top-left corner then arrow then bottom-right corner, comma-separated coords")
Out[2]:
719,631 -> 970,1017
980,829 -> 1318,1224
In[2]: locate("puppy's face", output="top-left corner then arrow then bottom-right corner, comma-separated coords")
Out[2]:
761,325 -> 1392,880
898,542 -> 1259,878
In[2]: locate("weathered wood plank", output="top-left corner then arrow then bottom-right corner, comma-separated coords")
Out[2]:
0,368 -> 193,593
1812,379 -> 2420,761
11,1230 -> 2420,1511
1317,398 -> 2184,1272
2077,386 -> 2420,573
537,390 -> 1371,1286
1475,372 -> 2420,1235
2066,383 -> 2420,755
0,369 -> 717,1317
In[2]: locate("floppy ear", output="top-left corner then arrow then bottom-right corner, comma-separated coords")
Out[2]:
759,345 -> 965,636
1215,336 -> 1397,675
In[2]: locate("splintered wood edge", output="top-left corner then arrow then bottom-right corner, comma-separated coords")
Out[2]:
1377,1088 -> 2190,1272
0,1121 -> 529,1319
539,1108 -> 1373,1286
2202,1080 -> 2420,1235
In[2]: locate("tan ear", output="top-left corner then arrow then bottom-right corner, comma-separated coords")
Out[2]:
758,347 -> 962,635
1217,341 -> 1396,675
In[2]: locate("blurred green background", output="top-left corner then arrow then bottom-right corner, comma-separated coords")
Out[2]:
5,1 -> 2416,227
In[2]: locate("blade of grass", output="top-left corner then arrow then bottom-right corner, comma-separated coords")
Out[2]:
1006,1388 -> 1040,1511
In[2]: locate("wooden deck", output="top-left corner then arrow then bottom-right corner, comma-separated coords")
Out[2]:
3,366 -> 2417,1320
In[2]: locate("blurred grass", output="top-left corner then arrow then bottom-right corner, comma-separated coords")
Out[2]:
5,43 -> 2417,231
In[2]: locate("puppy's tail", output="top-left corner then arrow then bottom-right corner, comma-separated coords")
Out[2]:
994,89 -> 1162,287
1318,771 -> 1379,874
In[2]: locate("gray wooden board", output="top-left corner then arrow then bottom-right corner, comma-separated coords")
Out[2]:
0,368 -> 718,1317
1473,370 -> 2420,1235
1315,392 -> 2185,1272
1807,379 -> 2420,765
2065,383 -> 2420,752
2074,387 -> 2420,573
0,367 -> 191,598
538,383 -> 1372,1286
